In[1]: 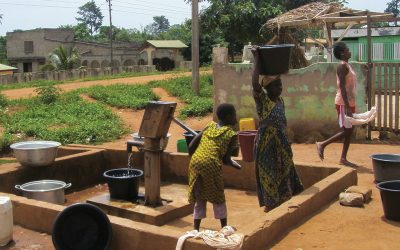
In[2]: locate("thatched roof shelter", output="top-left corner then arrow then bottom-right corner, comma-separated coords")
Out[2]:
262,2 -> 396,32
260,2 -> 398,65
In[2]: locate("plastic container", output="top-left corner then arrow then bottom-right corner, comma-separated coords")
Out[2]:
103,168 -> 143,201
376,180 -> 400,221
370,154 -> 400,182
0,196 -> 13,247
238,130 -> 257,162
258,44 -> 294,75
177,139 -> 188,153
52,203 -> 112,250
239,118 -> 256,131
183,131 -> 201,148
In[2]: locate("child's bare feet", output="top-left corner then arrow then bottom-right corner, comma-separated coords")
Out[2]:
263,206 -> 270,213
339,159 -> 358,167
316,142 -> 324,161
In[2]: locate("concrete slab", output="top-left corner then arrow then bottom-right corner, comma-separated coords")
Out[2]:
87,184 -> 193,226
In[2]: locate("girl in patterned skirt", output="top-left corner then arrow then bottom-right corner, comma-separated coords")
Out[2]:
188,103 -> 242,231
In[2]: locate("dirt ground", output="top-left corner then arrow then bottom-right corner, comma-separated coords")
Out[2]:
1,73 -> 400,249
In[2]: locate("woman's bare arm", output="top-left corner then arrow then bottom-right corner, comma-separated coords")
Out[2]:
251,47 -> 263,94
188,132 -> 202,155
337,63 -> 352,116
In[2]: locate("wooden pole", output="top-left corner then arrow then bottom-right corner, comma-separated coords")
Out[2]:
144,138 -> 162,207
367,14 -> 372,140
107,0 -> 114,74
191,0 -> 200,95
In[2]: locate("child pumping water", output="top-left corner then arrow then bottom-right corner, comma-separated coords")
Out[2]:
187,103 -> 242,231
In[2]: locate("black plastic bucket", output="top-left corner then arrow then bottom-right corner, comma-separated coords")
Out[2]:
370,154 -> 400,182
183,131 -> 201,148
258,44 -> 294,75
103,168 -> 143,201
52,203 -> 112,250
376,180 -> 400,221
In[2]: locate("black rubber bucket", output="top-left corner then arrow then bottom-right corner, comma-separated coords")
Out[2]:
258,44 -> 294,75
103,168 -> 143,201
183,131 -> 201,148
52,203 -> 112,250
376,180 -> 400,221
370,154 -> 400,182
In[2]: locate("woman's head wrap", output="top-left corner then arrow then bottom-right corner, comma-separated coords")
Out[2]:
261,75 -> 281,87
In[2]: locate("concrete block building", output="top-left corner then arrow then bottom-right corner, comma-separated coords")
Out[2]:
6,28 -> 188,72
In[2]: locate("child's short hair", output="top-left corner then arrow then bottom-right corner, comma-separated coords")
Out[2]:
216,103 -> 236,121
333,42 -> 347,60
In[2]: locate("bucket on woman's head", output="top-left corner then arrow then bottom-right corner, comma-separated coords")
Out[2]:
376,180 -> 400,222
103,168 -> 143,201
258,44 -> 294,75
238,130 -> 257,162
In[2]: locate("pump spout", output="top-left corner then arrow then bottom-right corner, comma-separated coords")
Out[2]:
127,140 -> 144,152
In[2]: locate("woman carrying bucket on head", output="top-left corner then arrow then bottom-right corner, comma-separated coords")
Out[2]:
251,46 -> 304,213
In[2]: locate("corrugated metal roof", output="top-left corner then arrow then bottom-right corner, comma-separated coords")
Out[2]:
0,64 -> 17,71
146,40 -> 188,48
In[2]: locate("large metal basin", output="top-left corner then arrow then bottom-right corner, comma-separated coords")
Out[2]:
15,180 -> 71,205
10,141 -> 61,167
370,154 -> 400,182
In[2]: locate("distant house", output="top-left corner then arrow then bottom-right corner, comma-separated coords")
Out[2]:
0,64 -> 17,75
141,40 -> 188,71
6,28 -> 188,73
331,27 -> 400,62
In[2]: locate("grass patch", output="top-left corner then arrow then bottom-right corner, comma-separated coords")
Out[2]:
1,92 -> 125,146
0,69 -> 191,91
0,159 -> 17,165
149,74 -> 213,118
81,84 -> 159,109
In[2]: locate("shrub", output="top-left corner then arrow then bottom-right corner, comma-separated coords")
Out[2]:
82,84 -> 160,109
3,93 -> 125,145
149,74 -> 213,117
35,85 -> 62,104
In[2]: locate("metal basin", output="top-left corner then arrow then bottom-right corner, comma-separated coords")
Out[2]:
15,180 -> 71,205
10,141 -> 61,167
370,154 -> 400,182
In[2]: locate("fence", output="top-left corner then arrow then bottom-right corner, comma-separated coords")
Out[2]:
0,65 -> 156,85
372,63 -> 400,134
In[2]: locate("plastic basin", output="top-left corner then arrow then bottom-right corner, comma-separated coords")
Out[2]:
103,168 -> 143,201
258,44 -> 294,75
238,130 -> 257,162
376,180 -> 400,221
370,154 -> 400,182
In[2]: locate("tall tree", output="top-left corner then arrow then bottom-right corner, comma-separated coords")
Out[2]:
76,1 -> 103,37
49,45 -> 81,70
145,16 -> 170,36
386,0 -> 400,25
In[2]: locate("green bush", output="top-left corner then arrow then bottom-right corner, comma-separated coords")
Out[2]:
149,74 -> 213,118
82,84 -> 159,109
0,93 -> 8,108
3,93 -> 125,145
35,85 -> 62,104
40,63 -> 56,72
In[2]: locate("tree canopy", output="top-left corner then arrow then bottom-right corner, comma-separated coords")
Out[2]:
76,1 -> 103,37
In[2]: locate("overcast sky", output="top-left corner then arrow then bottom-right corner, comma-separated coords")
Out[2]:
0,0 -> 393,36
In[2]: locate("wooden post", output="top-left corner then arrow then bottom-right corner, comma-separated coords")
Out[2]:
107,0 -> 114,74
144,138 -> 162,207
367,14 -> 372,140
191,0 -> 200,95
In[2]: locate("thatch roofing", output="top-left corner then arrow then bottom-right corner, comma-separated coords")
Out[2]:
262,2 -> 396,31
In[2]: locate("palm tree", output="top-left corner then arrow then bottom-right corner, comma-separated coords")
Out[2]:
49,45 -> 81,70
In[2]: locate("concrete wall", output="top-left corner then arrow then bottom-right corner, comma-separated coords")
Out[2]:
212,48 -> 369,142
6,29 -> 188,73
0,65 -> 156,84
